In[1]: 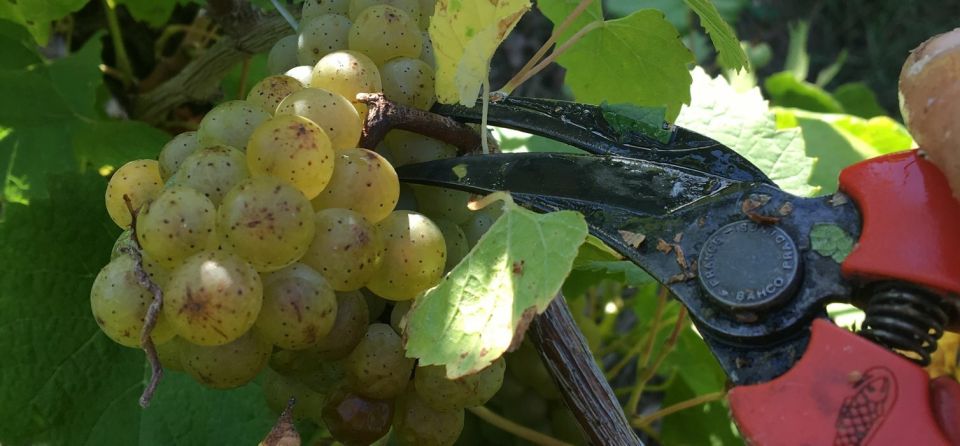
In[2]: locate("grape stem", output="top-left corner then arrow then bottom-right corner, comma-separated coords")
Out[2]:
356,93 -> 492,154
121,195 -> 165,408
468,406 -> 573,446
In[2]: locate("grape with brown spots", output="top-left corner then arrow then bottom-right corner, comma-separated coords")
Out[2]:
255,263 -> 338,350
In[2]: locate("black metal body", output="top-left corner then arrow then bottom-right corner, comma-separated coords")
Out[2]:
399,98 -> 865,384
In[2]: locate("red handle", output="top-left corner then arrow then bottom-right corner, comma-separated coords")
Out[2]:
838,150 -> 960,297
729,319 -> 954,445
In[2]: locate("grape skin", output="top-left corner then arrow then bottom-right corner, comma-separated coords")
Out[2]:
393,388 -> 465,446
197,100 -> 270,150
380,57 -> 435,110
217,177 -> 316,272
365,210 -> 446,301
246,114 -> 335,199
181,331 -> 272,389
276,88 -> 362,151
105,159 -> 163,228
297,14 -> 353,66
310,50 -> 382,115
348,5 -> 422,66
90,255 -> 176,347
311,148 -> 399,223
268,35 -> 300,75
246,75 -> 304,114
413,358 -> 506,411
158,131 -> 202,180
301,208 -> 384,291
162,250 -> 263,346
169,145 -> 249,206
136,185 -> 216,268
343,323 -> 414,399
255,263 -> 338,350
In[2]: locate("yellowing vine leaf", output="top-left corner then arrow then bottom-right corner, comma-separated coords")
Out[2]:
430,0 -> 531,106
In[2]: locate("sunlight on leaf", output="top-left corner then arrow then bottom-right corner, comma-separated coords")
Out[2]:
430,0 -> 531,106
405,193 -> 587,378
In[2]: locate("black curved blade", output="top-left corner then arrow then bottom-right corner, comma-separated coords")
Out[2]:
431,97 -> 773,184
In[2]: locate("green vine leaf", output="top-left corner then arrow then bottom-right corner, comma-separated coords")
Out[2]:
810,223 -> 855,263
683,0 -> 748,71
404,193 -> 588,378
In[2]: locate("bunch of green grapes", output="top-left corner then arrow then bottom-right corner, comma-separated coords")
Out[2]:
89,0 -> 526,444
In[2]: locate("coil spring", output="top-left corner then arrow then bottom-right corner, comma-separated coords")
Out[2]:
859,284 -> 949,366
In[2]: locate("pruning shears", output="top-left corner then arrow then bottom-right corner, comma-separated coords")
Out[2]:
396,97 -> 960,445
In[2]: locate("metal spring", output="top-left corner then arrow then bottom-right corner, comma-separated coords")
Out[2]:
859,284 -> 949,366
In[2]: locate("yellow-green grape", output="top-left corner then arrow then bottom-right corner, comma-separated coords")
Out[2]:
433,218 -> 468,272
181,331 -> 272,389
163,250 -> 263,346
413,358 -> 505,411
218,177 -> 316,272
158,131 -> 202,180
285,65 -> 315,86
255,263 -> 338,350
344,323 -> 415,399
246,75 -> 304,114
90,255 -> 177,347
393,388 -> 464,446
268,34 -> 300,74
197,100 -> 270,150
303,0 -> 350,19
155,336 -> 187,372
276,88 -> 362,151
462,204 -> 504,246
348,0 -> 419,20
416,0 -> 434,30
246,114 -> 335,199
389,300 -> 411,334
348,5 -> 422,66
419,31 -> 434,68
263,368 -> 328,421
136,186 -> 216,268
308,291 -> 370,360
380,57 -> 435,110
310,50 -> 382,115
297,14 -> 352,66
302,208 -> 383,291
169,145 -> 249,206
311,148 -> 399,223
409,185 -> 472,224
383,130 -> 455,166
105,159 -> 163,228
365,211 -> 446,301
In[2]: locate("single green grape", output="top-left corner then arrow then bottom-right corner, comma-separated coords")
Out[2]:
392,388 -> 464,446
197,100 -> 270,150
90,255 -> 177,347
409,184 -> 473,224
365,211 -> 446,301
419,31 -> 434,68
297,14 -> 353,66
416,0 -> 433,30
433,218 -> 468,272
246,114 -> 335,199
302,0 -> 349,19
301,208 -> 384,291
307,291 -> 370,360
105,159 -> 163,228
348,0 -> 420,20
413,358 -> 505,411
158,131 -> 202,180
343,323 -> 414,399
268,35 -> 300,74
322,390 -> 394,446
246,74 -> 304,114
311,148 -> 399,223
155,336 -> 187,372
285,65 -> 315,86
461,204 -> 504,246
380,57 -> 435,110
181,331 -> 272,389
310,50 -> 382,115
168,145 -> 249,206
218,177 -> 316,272
136,185 -> 216,268
389,300 -> 411,334
348,5 -> 422,66
255,263 -> 338,350
275,87 -> 362,151
383,130 -> 455,167
162,250 -> 263,346
263,367 -> 328,421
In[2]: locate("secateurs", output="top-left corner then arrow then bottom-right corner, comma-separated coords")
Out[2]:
395,96 -> 960,445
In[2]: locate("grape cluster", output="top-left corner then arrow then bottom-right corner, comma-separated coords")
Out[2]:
90,1 -> 508,444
